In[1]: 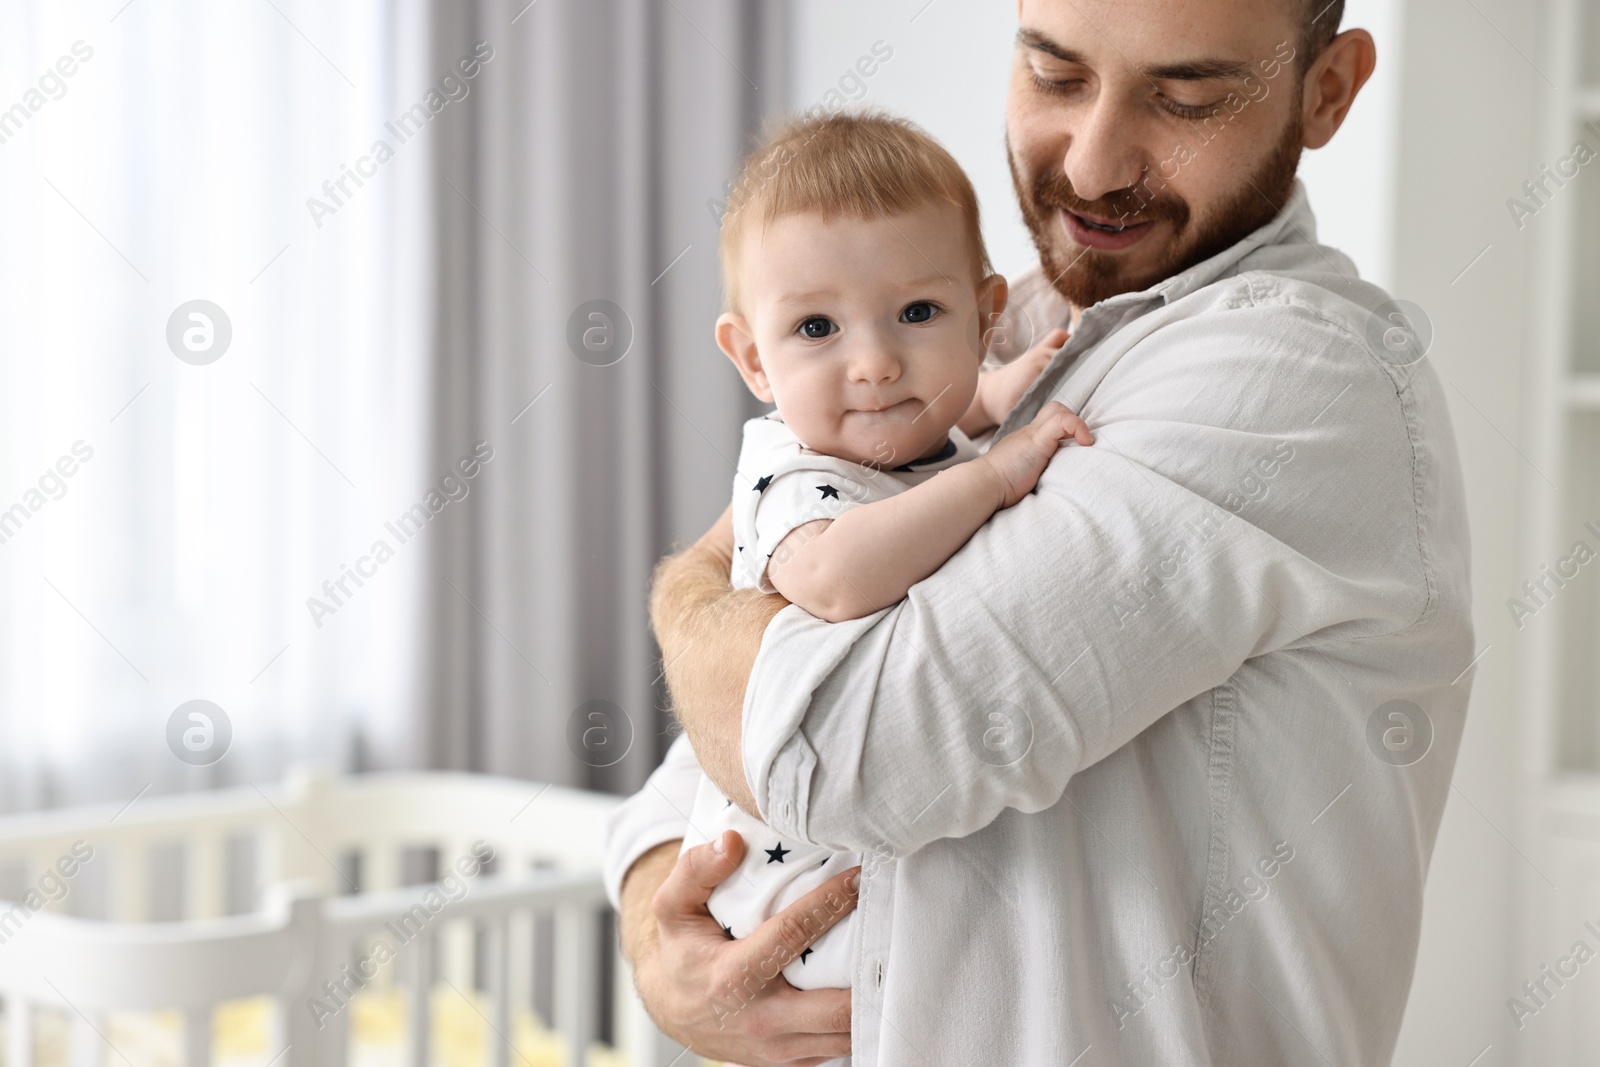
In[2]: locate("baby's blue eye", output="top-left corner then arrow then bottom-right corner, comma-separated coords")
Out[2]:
900,302 -> 937,324
799,316 -> 837,339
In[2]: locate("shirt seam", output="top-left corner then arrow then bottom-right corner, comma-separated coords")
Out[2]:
1191,679 -> 1237,1008
1232,273 -> 1439,641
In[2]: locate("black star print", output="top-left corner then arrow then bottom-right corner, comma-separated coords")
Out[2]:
754,475 -> 773,492
724,798 -> 733,807
799,947 -> 813,964
818,857 -> 828,868
737,545 -> 743,552
723,924 -> 734,939
765,842 -> 791,864
816,484 -> 840,500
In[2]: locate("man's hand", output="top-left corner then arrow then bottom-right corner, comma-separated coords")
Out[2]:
959,326 -> 1071,436
620,832 -> 859,1066
651,505 -> 787,815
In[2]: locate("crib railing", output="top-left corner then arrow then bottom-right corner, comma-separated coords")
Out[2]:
0,767 -> 687,1067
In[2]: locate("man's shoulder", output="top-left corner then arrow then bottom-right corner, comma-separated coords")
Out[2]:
1152,264 -> 1401,375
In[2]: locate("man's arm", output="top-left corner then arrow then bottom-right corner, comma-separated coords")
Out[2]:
618,839 -> 679,967
649,505 -> 780,817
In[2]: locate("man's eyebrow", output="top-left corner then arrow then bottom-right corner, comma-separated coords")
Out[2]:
1143,58 -> 1255,81
1016,28 -> 1089,66
1017,28 -> 1253,82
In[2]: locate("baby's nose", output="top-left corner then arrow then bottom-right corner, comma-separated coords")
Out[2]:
848,345 -> 901,382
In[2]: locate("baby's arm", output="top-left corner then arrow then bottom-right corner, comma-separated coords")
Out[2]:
766,402 -> 1092,623
959,327 -> 1071,437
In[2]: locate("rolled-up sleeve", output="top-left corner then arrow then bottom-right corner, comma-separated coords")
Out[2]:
743,302 -> 1434,856
602,732 -> 701,910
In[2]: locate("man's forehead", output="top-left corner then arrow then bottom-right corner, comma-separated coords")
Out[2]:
1017,0 -> 1297,71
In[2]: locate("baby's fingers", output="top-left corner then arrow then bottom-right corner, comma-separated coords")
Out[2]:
1060,412 -> 1094,446
1029,327 -> 1070,358
1030,401 -> 1092,447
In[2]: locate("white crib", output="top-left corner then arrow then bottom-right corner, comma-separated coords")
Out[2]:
0,768 -> 690,1067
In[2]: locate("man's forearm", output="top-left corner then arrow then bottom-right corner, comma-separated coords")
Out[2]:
619,839 -> 680,968
650,534 -> 786,817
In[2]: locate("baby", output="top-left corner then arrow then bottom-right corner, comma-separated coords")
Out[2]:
677,112 -> 1092,1002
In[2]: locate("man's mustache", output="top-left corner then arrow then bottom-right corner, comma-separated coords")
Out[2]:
1033,169 -> 1189,231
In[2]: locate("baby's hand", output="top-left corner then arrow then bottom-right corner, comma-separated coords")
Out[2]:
961,327 -> 1071,435
974,401 -> 1093,508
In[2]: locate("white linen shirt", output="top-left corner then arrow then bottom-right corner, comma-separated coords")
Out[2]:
603,181 -> 1475,1066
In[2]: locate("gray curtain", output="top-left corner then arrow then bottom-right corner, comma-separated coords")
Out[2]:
419,0 -> 788,795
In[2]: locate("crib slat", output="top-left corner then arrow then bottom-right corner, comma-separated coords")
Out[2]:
554,905 -> 597,1067
71,1011 -> 100,1067
407,932 -> 433,1067
183,1007 -> 211,1067
486,919 -> 510,1067
113,839 -> 148,922
186,835 -> 223,921
507,909 -> 533,1028
5,995 -> 33,1067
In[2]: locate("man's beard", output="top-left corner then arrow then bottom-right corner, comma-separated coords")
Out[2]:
1008,113 -> 1304,310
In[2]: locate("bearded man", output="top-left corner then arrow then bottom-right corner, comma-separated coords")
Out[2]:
605,2 -> 1474,1064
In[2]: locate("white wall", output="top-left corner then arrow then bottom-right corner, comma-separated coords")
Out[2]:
1297,0 -> 1403,289
1387,0 -> 1544,1061
790,1 -> 1033,278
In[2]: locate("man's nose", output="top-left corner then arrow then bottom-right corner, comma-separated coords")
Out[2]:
1062,97 -> 1147,205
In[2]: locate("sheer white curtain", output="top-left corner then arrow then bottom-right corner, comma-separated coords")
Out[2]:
0,1 -> 432,810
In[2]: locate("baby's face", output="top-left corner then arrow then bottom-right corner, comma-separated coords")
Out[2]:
722,201 -> 1001,467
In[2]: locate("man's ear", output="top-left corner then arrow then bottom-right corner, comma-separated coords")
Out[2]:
716,312 -> 774,402
1300,29 -> 1377,150
975,272 -> 1010,359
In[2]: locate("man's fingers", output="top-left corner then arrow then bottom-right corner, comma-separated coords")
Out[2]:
736,987 -> 853,1061
737,865 -> 861,978
764,985 -> 853,1037
651,831 -> 746,933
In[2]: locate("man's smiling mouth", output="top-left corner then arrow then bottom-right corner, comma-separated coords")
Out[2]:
1072,212 -> 1133,233
1061,208 -> 1156,251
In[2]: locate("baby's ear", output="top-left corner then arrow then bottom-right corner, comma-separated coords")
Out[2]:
975,273 -> 1009,359
717,312 -> 773,402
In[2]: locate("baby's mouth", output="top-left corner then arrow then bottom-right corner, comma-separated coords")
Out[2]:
852,398 -> 917,416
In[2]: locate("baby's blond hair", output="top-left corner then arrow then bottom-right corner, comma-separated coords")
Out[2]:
718,110 -> 992,316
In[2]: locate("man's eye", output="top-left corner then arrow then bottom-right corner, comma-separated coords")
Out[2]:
1029,70 -> 1082,95
1161,96 -> 1221,121
900,302 -> 939,324
798,316 -> 837,339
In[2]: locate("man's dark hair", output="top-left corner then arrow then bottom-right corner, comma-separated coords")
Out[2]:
1301,0 -> 1346,64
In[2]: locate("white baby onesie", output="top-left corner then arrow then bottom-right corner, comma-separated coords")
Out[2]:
679,412 -> 977,992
